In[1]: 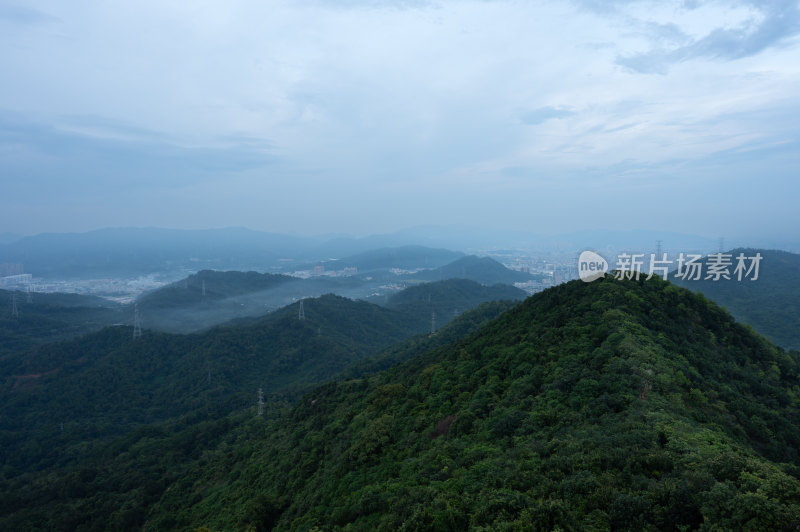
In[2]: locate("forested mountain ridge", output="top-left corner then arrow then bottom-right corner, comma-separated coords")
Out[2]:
137,270 -> 295,308
139,275 -> 800,530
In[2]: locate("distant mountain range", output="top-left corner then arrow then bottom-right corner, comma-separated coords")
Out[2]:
5,226 -> 795,279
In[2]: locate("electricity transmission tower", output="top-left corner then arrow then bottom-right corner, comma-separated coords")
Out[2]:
430,311 -> 436,335
133,303 -> 142,339
298,300 -> 305,320
257,387 -> 264,417
11,293 -> 19,318
202,280 -> 206,296
26,284 -> 33,304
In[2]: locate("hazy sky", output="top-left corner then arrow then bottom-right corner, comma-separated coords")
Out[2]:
1,0 -> 798,238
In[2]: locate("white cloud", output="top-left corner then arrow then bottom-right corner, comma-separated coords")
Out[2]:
0,0 -> 798,236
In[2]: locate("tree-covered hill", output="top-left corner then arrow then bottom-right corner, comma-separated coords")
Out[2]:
135,269 -> 524,334
0,289 -> 123,357
0,295 -> 427,476
383,278 -> 525,331
139,276 -> 800,530
138,270 -> 295,308
133,270 -> 298,332
0,299 -> 518,531
412,255 -> 536,285
672,248 -> 800,350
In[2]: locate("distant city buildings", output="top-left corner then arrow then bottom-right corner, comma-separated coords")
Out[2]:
0,274 -> 168,303
0,273 -> 32,288
292,265 -> 358,279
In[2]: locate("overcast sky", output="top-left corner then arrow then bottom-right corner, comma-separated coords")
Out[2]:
1,0 -> 798,239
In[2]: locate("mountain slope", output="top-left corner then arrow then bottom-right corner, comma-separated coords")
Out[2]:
413,255 -> 535,285
0,295 -> 427,475
0,289 -> 123,357
672,248 -> 800,350
138,270 -> 294,308
146,276 -> 800,530
383,278 -> 525,331
135,270 -> 298,332
0,300 -> 519,531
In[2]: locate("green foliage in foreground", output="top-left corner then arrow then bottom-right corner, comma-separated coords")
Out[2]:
145,276 -> 800,531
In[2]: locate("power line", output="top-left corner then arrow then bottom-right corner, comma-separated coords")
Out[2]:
133,303 -> 142,339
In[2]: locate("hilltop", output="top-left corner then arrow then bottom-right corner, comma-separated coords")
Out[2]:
412,255 -> 536,285
138,270 -> 295,307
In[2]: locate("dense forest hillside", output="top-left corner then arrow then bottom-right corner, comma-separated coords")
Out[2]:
0,289 -> 123,356
383,278 -> 525,330
0,300 -> 517,531
673,248 -> 800,350
136,276 -> 800,530
0,295 -> 426,476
